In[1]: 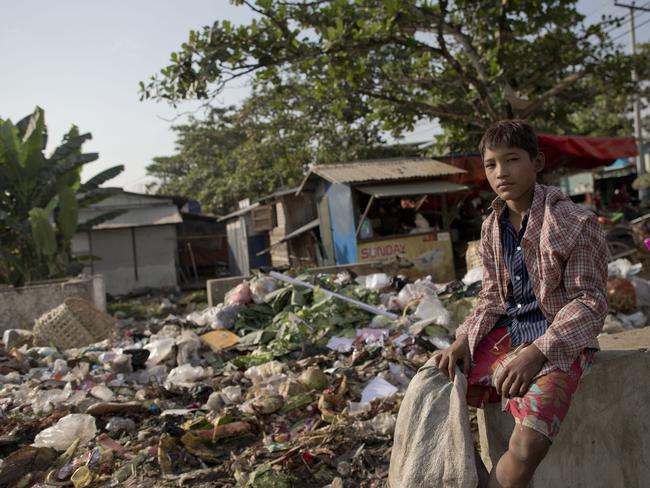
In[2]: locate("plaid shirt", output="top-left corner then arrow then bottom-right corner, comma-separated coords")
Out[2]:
456,184 -> 608,378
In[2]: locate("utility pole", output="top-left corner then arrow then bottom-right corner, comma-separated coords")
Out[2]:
615,1 -> 649,200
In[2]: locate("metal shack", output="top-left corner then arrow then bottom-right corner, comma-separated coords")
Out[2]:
297,158 -> 468,282
219,188 -> 319,276
72,191 -> 183,295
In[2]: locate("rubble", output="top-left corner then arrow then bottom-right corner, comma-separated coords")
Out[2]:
0,263 -> 647,487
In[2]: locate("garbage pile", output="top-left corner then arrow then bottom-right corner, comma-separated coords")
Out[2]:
2,259 -> 645,488
603,258 -> 650,333
0,270 -> 480,487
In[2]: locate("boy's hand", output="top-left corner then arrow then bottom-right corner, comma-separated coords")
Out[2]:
433,334 -> 470,381
494,344 -> 547,398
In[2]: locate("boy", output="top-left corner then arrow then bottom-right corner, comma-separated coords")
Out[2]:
434,120 -> 608,488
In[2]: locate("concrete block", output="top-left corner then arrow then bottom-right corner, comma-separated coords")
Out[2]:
478,346 -> 650,488
206,276 -> 248,307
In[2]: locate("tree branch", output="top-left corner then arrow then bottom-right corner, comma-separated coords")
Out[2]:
519,70 -> 590,118
359,89 -> 485,127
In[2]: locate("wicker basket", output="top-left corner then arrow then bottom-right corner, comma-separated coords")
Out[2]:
33,298 -> 115,349
465,240 -> 482,270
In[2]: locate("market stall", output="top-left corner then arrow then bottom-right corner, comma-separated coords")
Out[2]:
298,158 -> 468,282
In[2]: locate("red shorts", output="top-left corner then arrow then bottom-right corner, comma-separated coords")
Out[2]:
466,327 -> 593,440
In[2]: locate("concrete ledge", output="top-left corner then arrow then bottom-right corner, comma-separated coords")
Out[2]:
478,339 -> 650,488
0,275 -> 105,332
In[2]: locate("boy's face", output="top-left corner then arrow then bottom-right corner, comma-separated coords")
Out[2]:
482,145 -> 544,204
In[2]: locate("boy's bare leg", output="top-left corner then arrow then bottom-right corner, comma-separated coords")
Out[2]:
487,424 -> 550,488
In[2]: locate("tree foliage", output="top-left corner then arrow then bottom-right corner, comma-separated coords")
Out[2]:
0,108 -> 124,286
142,0 -> 648,151
147,84 -> 418,214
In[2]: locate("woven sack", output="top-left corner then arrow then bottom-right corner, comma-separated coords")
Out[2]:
33,298 -> 115,349
388,357 -> 478,488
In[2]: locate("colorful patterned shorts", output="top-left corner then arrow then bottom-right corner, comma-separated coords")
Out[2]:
466,326 -> 594,441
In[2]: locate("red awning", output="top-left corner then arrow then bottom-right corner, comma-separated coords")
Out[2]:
441,133 -> 638,187
537,133 -> 638,171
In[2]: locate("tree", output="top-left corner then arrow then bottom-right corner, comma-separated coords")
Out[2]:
148,83 -> 418,214
0,107 -> 124,286
141,0 -> 647,152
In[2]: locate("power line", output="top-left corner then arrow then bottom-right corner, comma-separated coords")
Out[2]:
610,14 -> 650,42
584,0 -> 611,20
598,1 -> 650,35
615,1 -> 650,12
602,3 -> 649,35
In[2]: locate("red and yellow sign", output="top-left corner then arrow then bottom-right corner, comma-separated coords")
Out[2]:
357,232 -> 454,282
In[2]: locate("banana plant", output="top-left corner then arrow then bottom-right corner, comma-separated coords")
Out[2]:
0,107 -> 124,286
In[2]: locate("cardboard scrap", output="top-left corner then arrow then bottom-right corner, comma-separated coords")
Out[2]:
200,329 -> 240,352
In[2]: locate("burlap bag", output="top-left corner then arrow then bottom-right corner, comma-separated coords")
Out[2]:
388,357 -> 478,488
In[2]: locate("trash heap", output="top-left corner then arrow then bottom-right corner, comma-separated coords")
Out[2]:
3,258 -> 645,488
603,258 -> 650,333
0,270 -> 480,487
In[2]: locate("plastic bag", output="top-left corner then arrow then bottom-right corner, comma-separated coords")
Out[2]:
356,273 -> 391,290
130,364 -> 168,385
388,362 -> 415,387
144,338 -> 175,366
602,314 -> 625,334
176,330 -> 201,366
397,283 -> 436,309
462,267 -> 483,286
631,277 -> 650,307
225,281 -> 253,305
360,376 -> 398,404
380,292 -> 401,311
188,303 -> 243,329
33,413 -> 97,451
607,258 -> 642,279
617,311 -> 647,328
414,296 -> 451,328
334,271 -> 352,286
164,364 -> 207,390
250,277 -> 278,304
428,336 -> 452,350
31,382 -> 72,414
244,360 -> 285,385
205,385 -> 243,412
356,411 -> 397,436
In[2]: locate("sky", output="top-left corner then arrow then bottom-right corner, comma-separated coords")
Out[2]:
1,0 -> 649,192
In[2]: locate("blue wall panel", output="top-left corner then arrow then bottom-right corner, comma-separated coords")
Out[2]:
326,183 -> 357,264
248,234 -> 271,270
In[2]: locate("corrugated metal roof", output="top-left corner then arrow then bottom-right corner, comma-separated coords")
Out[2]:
312,158 -> 465,183
297,158 -> 466,193
79,205 -> 183,230
357,181 -> 469,198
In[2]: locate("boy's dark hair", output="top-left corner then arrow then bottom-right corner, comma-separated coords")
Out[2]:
479,119 -> 539,161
